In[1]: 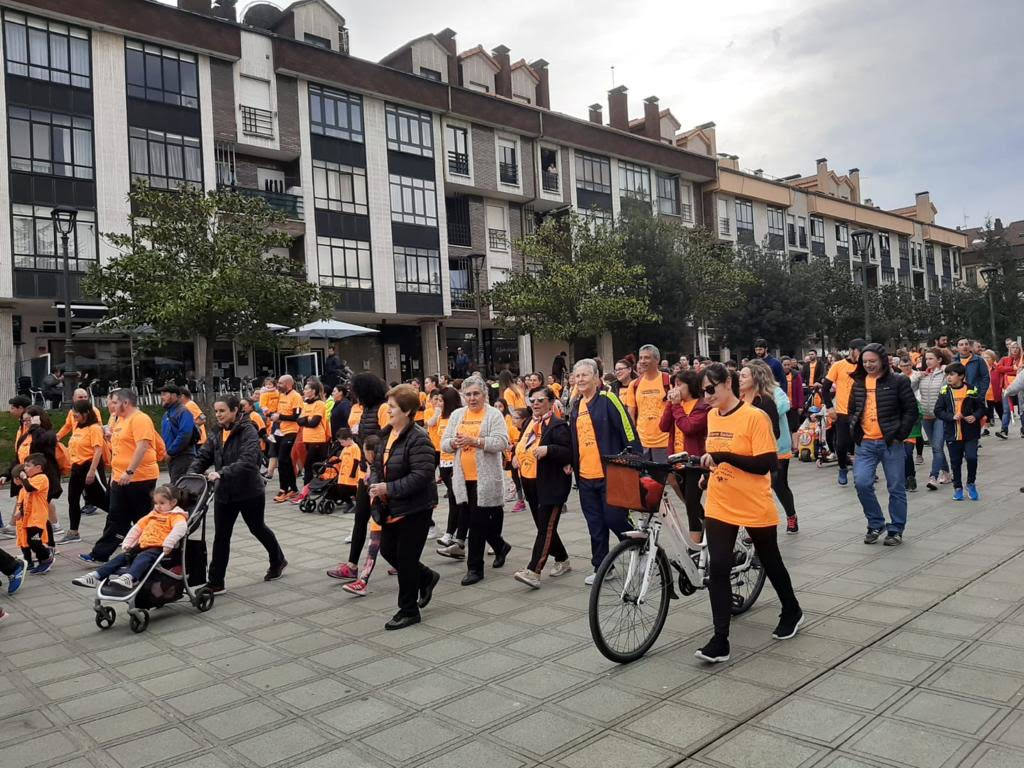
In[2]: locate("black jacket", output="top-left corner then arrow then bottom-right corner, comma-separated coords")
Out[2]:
801,359 -> 825,387
933,384 -> 986,442
189,418 -> 264,501
532,416 -> 573,507
847,371 -> 918,445
376,423 -> 437,521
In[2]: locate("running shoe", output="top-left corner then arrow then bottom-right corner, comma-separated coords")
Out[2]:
290,487 -> 310,504
786,515 -> 799,534
511,500 -> 526,513
953,488 -> 964,501
967,484 -> 980,501
437,541 -> 466,559
437,532 -> 454,547
110,573 -> 134,589
939,471 -> 952,485
883,532 -> 903,546
427,525 -> 439,539
514,569 -> 541,589
694,635 -> 730,663
78,553 -> 98,563
837,468 -> 848,486
914,453 -> 924,465
59,531 -> 81,544
549,560 -> 572,577
996,430 -> 1008,440
864,527 -> 884,544
207,583 -> 226,594
326,562 -> 358,581
264,559 -> 288,581
906,476 -> 917,493
772,611 -> 804,640
273,491 -> 290,503
7,561 -> 25,594
926,476 -> 938,491
31,557 -> 54,574
342,578 -> 368,597
72,572 -> 101,588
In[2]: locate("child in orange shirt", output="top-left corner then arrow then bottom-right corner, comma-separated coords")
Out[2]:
72,484 -> 188,592
333,427 -> 361,513
342,434 -> 381,598
13,455 -> 54,574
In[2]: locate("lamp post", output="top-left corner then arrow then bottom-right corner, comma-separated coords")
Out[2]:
467,253 -> 486,372
851,230 -> 874,342
980,266 -> 999,350
51,205 -> 78,407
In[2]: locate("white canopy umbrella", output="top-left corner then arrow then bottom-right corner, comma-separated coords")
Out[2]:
286,320 -> 379,339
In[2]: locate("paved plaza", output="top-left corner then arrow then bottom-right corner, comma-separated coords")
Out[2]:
5,438 -> 1024,768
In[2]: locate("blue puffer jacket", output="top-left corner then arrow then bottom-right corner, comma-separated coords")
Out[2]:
772,386 -> 793,457
960,353 -> 991,399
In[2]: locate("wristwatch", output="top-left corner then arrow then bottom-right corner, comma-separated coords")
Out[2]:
125,468 -> 136,476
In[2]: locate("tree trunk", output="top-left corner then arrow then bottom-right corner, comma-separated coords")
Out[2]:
194,334 -> 215,402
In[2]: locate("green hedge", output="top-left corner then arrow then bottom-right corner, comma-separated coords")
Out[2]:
0,405 -> 166,474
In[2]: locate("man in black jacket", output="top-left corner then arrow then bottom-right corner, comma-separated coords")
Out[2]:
847,343 -> 918,546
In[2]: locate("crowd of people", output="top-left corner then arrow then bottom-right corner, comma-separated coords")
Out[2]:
0,332 -> 1020,656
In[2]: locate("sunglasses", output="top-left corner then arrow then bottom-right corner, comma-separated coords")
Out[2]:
529,398 -> 548,404
702,384 -> 717,396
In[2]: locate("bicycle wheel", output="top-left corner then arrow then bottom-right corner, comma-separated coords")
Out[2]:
589,537 -> 671,663
730,539 -> 766,615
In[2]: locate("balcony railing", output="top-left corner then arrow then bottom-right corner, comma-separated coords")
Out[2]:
240,105 -> 274,139
448,150 -> 469,176
799,232 -> 807,248
811,240 -> 825,257
788,224 -> 797,246
488,228 -> 509,250
719,216 -> 731,235
499,162 -> 518,185
451,287 -> 475,310
235,187 -> 303,219
542,170 -> 559,192
447,219 -> 471,247
680,203 -> 693,223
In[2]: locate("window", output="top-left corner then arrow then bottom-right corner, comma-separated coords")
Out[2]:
8,107 -> 93,179
419,67 -> 442,81
125,40 -> 198,109
798,216 -> 807,247
540,147 -> 559,193
879,232 -> 891,264
304,33 -> 332,50
309,85 -> 363,143
575,152 -> 611,193
657,173 -> 679,216
312,160 -> 367,215
385,104 -> 433,157
12,204 -> 96,271
468,80 -> 490,93
389,174 -> 437,226
787,213 -> 796,245
579,206 -> 613,231
394,246 -> 441,294
735,199 -> 753,232
498,138 -> 518,185
316,236 -> 371,289
718,198 -> 731,235
898,235 -> 910,260
445,124 -> 469,176
128,127 -> 202,189
3,11 -> 90,89
446,195 -> 471,246
449,258 -> 472,308
619,161 -> 651,202
835,222 -> 849,247
767,207 -> 785,236
810,217 -> 825,241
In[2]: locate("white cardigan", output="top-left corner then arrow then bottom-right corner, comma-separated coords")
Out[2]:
440,405 -> 509,507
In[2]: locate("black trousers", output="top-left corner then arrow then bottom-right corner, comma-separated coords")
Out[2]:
439,467 -> 460,536
90,479 -> 156,562
277,434 -> 298,492
705,517 -> 800,639
522,478 -> 568,572
464,480 -> 506,574
167,453 -> 193,485
303,442 -> 329,485
669,470 -> 705,533
786,409 -> 801,440
67,461 -> 109,531
347,480 -> 371,564
22,525 -> 52,563
771,459 -> 797,519
0,545 -> 21,575
835,416 -> 853,470
209,494 -> 284,586
378,512 -> 435,617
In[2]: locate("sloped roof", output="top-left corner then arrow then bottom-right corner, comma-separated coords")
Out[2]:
510,58 -> 539,82
458,44 -> 500,71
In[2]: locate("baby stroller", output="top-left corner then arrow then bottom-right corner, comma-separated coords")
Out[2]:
298,448 -> 349,515
93,474 -> 216,633
797,400 -> 834,466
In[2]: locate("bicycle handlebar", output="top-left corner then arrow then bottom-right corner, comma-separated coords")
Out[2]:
602,451 -> 710,475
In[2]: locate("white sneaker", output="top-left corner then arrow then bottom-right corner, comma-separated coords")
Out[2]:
110,574 -> 134,589
549,560 -> 572,578
513,569 -> 541,589
52,524 -> 64,536
437,532 -> 454,547
428,526 -> 439,540
344,534 -> 353,544
584,572 -> 598,586
72,572 -> 100,588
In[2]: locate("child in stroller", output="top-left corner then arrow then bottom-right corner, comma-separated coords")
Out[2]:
298,437 -> 349,515
72,483 -> 187,592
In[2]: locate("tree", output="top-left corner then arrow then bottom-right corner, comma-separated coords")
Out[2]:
87,182 -> 329,387
790,258 -> 864,351
486,212 -> 657,361
966,218 -> 1024,345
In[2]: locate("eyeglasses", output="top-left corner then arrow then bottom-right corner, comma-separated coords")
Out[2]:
703,384 -> 718,396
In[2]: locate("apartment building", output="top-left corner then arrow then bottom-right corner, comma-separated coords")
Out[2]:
0,0 -> 716,399
961,218 -> 1024,288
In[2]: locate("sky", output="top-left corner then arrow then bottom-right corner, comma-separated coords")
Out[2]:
197,0 -> 1023,230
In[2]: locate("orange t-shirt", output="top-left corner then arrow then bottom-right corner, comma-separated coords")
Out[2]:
576,397 -> 603,479
16,431 -> 32,463
248,411 -> 266,436
457,408 -> 485,482
377,403 -> 389,429
426,409 -> 441,450
58,405 -> 102,440
415,392 -> 428,423
951,385 -> 970,440
673,399 -> 698,454
69,423 -> 105,466
635,374 -> 669,449
300,399 -> 328,444
705,402 -> 777,527
862,375 -> 883,440
259,389 -> 280,417
336,442 -> 361,487
438,418 -> 453,465
502,387 -> 526,412
111,409 -> 159,483
515,418 -> 542,480
826,359 -> 858,415
550,382 -> 563,399
348,403 -> 363,431
15,473 -> 50,549
184,400 -> 206,445
618,382 -> 636,411
276,390 -> 303,435
136,509 -> 188,549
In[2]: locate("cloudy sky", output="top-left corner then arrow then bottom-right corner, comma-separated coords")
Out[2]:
226,0 -> 1022,229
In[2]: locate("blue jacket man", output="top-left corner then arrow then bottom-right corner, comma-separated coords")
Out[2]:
754,338 -> 786,388
567,358 -> 641,582
159,384 -> 197,483
954,338 -> 990,399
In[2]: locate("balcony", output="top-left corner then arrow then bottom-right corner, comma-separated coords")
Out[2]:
811,240 -> 825,257
240,105 -> 274,139
680,203 -> 693,223
499,162 -> 518,185
799,232 -> 807,249
447,219 -> 471,248
719,217 -> 731,236
451,287 -> 475,310
542,170 -> 559,193
488,228 -> 509,250
236,187 -> 303,219
448,150 -> 469,177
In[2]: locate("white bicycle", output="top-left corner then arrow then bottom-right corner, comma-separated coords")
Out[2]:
588,452 -> 766,663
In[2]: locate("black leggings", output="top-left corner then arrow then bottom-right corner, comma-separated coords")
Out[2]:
0,545 -> 21,576
21,524 -> 52,564
670,470 -> 705,533
835,416 -> 852,470
464,480 -> 506,574
277,434 -> 298,492
303,442 -> 328,485
347,480 -> 371,564
705,517 -> 800,639
209,494 -> 284,586
510,467 -> 523,500
987,399 -> 1003,424
67,461 -> 110,531
771,459 -> 797,519
440,467 -> 461,536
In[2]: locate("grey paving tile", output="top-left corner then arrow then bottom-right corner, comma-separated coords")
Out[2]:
961,744 -> 1024,768
346,657 -> 424,686
164,683 -> 248,716
803,671 -> 908,712
988,709 -> 1024,750
500,665 -> 589,699
315,696 -> 408,735
196,701 -> 283,739
557,682 -> 653,723
699,726 -> 824,768
891,690 -> 1005,738
625,701 -> 734,751
880,630 -> 967,659
80,705 -> 166,743
558,732 -> 674,768
491,709 -> 595,758
107,727 -> 202,768
3,732 -> 79,768
724,654 -> 821,691
436,686 -> 532,728
925,665 -> 1024,704
845,718 -> 975,768
675,676 -> 786,718
360,714 -> 459,761
843,649 -> 938,683
275,677 -> 360,712
239,661 -> 318,691
231,721 -> 328,767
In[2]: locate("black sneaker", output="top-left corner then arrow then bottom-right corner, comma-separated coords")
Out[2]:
492,541 -> 512,569
694,635 -> 730,663
864,528 -> 884,544
883,532 -> 903,546
996,430 -> 1008,440
906,476 -> 917,493
264,559 -> 288,581
772,611 -> 804,640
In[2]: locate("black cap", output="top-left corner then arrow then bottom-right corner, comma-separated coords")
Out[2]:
849,338 -> 867,350
753,338 -> 768,348
158,384 -> 181,395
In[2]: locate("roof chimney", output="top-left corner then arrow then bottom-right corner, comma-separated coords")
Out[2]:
608,85 -> 628,131
995,217 -> 1004,232
178,0 -> 211,13
436,28 -> 459,86
753,169 -> 764,177
848,168 -> 861,204
642,96 -> 660,141
211,0 -> 236,22
491,45 -> 512,98
588,103 -> 603,124
815,157 -> 829,193
915,190 -> 934,224
531,59 -> 550,110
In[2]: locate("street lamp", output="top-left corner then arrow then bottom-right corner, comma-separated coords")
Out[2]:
980,265 -> 999,350
851,229 -> 874,341
50,205 -> 78,407
467,253 -> 486,372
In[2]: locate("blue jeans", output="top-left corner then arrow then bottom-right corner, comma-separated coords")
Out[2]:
946,440 -> 979,488
1002,394 -> 1020,432
853,439 -> 907,533
96,547 -> 162,582
577,478 -> 632,570
921,419 -> 948,477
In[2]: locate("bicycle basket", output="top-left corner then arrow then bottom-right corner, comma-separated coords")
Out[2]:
604,461 -> 665,512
